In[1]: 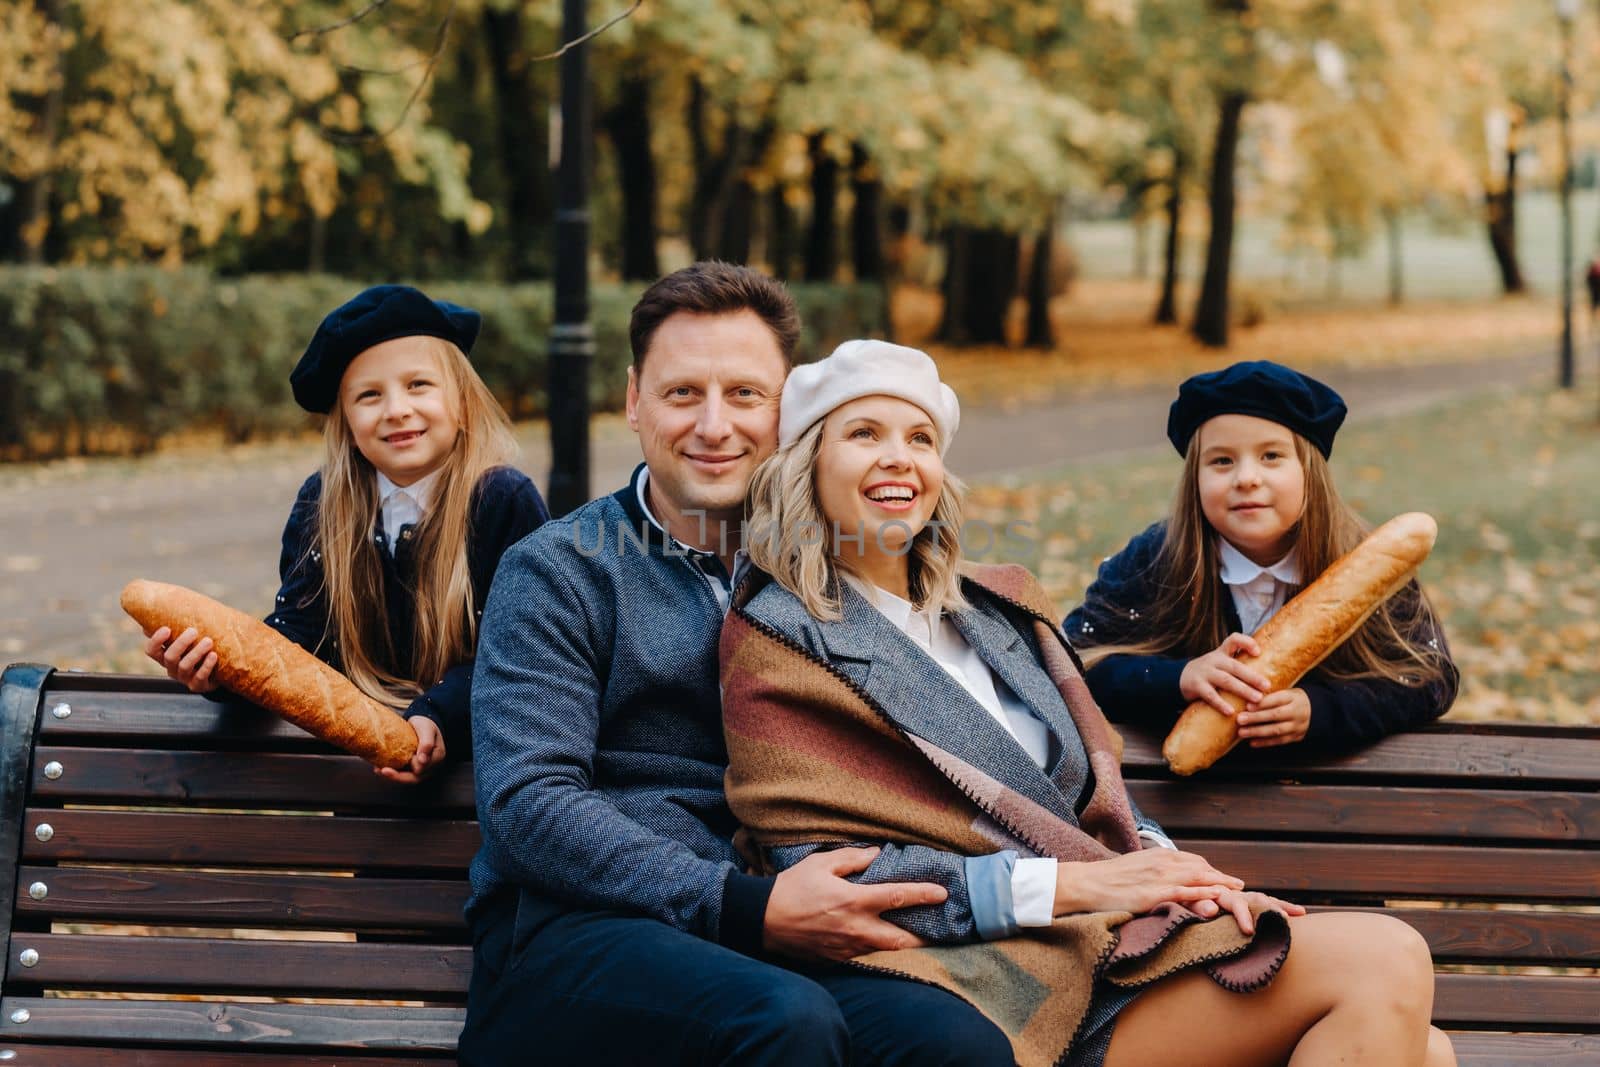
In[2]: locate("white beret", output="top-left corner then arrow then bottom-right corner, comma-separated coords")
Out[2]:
779,339 -> 960,454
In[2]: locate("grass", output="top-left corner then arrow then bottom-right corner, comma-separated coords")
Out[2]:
965,383 -> 1600,724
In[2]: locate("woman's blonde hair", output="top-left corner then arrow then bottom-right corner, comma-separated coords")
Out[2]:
314,336 -> 518,709
1080,430 -> 1451,688
745,416 -> 968,621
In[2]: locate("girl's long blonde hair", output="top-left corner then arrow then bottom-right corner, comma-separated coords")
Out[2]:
1080,431 -> 1451,688
745,418 -> 968,620
314,336 -> 518,709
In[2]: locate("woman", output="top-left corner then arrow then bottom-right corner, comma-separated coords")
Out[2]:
721,339 -> 1454,1067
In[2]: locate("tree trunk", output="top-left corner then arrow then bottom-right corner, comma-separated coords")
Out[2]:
483,5 -> 550,281
938,226 -> 1018,345
768,183 -> 799,279
1486,147 -> 1525,294
1193,90 -> 1247,347
805,133 -> 839,281
602,73 -> 660,280
1385,208 -> 1404,306
716,169 -> 756,264
938,227 -> 972,344
1023,221 -> 1055,349
4,0 -> 65,263
308,212 -> 327,274
687,79 -> 750,261
1132,206 -> 1149,279
1154,147 -> 1185,325
850,142 -> 886,281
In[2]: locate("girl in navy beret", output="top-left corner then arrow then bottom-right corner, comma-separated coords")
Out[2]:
1065,361 -> 1457,754
142,285 -> 547,782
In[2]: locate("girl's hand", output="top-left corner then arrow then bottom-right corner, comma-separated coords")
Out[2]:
1190,888 -> 1306,935
1055,849 -> 1244,917
1239,688 -> 1311,747
1179,633 -> 1271,715
144,626 -> 220,694
376,715 -> 445,784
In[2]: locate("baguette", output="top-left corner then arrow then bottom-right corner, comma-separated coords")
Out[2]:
1161,512 -> 1437,776
121,579 -> 418,769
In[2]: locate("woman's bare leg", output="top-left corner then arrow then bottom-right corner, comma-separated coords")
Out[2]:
1103,912 -> 1437,1067
1425,1026 -> 1457,1067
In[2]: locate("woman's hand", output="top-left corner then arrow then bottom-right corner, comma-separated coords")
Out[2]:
376,715 -> 446,784
1239,688 -> 1311,747
1055,849 -> 1244,917
144,626 -> 220,694
1179,633 -> 1271,715
1189,888 -> 1306,934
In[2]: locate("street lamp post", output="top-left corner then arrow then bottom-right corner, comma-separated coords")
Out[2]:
1561,0 -> 1574,388
548,0 -> 593,516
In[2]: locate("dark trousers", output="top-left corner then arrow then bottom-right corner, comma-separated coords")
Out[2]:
458,892 -> 1012,1066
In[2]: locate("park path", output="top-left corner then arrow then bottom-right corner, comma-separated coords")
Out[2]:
0,349 -> 1554,671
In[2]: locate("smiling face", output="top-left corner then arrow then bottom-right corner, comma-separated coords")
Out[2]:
338,336 -> 461,487
815,395 -> 944,578
626,309 -> 787,545
1195,413 -> 1307,565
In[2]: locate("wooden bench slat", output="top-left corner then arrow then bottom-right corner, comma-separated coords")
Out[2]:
1122,726 -> 1600,786
1450,1031 -> 1600,1066
22,810 -> 479,871
1127,781 -> 1599,843
0,1047 -> 451,1065
37,685 -> 322,749
1179,839 -> 1600,900
30,748 -> 476,812
4,934 -> 471,997
16,867 -> 467,930
0,998 -> 463,1051
1435,973 -> 1600,1028
1315,906 -> 1600,965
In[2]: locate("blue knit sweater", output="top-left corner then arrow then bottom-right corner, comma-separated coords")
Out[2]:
467,470 -> 772,953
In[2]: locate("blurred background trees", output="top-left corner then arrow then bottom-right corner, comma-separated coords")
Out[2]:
2,0 -> 1595,348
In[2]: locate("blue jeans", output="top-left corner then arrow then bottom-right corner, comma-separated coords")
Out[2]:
458,891 -> 1011,1066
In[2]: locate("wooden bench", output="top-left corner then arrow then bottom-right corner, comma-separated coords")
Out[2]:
1123,722 -> 1600,1065
0,664 -> 1596,1064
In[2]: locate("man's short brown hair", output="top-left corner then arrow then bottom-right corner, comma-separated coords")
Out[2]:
629,261 -> 800,370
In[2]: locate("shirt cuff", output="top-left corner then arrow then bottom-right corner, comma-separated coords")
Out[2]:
965,851 -> 1020,941
1012,858 -> 1057,927
1138,828 -> 1179,851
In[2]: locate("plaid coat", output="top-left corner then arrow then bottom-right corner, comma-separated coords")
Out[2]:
722,563 -> 1289,1067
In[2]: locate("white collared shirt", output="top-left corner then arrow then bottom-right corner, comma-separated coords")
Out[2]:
376,469 -> 441,556
1218,538 -> 1300,634
635,467 -> 733,612
843,574 -> 1053,767
844,574 -> 1062,927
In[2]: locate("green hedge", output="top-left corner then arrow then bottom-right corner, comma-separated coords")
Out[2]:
0,268 -> 887,459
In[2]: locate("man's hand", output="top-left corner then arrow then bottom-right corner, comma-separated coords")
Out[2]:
762,846 -> 946,962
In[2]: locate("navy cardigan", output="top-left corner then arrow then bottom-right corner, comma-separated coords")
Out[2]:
263,465 -> 547,757
1063,521 -> 1458,752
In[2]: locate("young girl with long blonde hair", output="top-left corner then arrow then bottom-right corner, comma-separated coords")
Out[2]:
144,285 -> 546,781
1066,360 -> 1456,752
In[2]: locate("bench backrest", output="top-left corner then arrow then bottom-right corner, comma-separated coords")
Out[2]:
1121,723 -> 1600,1059
0,665 -> 472,1063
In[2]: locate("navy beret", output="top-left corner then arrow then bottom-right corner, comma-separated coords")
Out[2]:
291,285 -> 481,413
1167,360 -> 1347,458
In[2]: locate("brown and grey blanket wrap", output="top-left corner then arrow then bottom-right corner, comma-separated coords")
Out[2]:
722,564 -> 1290,1067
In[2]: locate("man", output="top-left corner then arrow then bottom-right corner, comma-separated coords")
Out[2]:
460,262 -> 1011,1064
